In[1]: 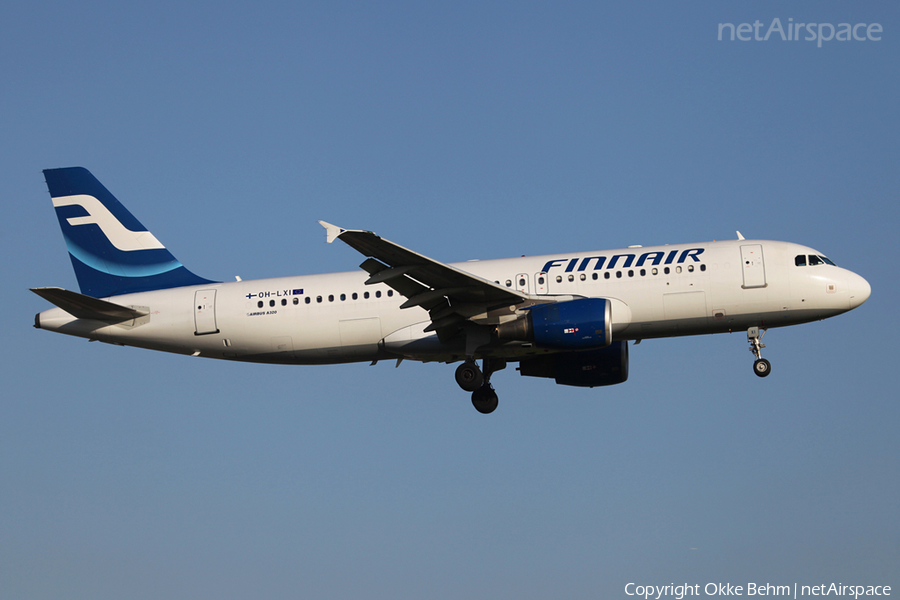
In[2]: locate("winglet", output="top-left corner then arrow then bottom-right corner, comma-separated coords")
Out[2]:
318,221 -> 346,244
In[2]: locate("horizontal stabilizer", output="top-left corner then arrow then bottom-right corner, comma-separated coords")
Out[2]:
31,287 -> 148,323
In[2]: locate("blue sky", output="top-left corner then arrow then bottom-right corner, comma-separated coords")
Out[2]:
2,2 -> 898,598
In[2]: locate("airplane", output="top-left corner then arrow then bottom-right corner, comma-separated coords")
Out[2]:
32,167 -> 871,413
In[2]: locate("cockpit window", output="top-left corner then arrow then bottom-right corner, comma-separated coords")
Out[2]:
797,254 -> 837,267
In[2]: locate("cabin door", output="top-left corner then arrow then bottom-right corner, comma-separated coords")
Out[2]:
740,245 -> 767,289
194,289 -> 219,335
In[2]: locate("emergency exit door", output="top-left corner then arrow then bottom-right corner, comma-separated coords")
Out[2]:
194,289 -> 219,335
535,272 -> 548,295
516,273 -> 529,293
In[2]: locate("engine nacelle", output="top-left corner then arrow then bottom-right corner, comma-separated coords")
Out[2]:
497,298 -> 612,350
518,341 -> 629,388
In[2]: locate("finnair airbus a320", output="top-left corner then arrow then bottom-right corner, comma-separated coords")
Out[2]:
33,168 -> 871,413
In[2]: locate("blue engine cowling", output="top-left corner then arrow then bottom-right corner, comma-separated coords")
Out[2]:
518,341 -> 629,388
529,297 -> 611,349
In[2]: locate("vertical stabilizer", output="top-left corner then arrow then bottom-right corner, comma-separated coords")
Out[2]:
43,167 -> 215,297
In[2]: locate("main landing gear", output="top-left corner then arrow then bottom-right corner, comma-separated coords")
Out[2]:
455,359 -> 506,414
748,326 -> 771,377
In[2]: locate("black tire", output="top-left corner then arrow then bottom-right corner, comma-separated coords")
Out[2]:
753,358 -> 771,378
455,361 -> 484,392
472,385 -> 499,414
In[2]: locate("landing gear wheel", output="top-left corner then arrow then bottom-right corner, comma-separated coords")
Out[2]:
455,361 -> 484,392
753,358 -> 771,378
472,385 -> 499,414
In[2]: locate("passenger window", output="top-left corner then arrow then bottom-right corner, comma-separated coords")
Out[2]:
795,255 -> 807,267
568,274 -> 574,282
328,295 -> 334,302
269,300 -> 275,307
340,294 -> 346,301
376,291 -> 382,298
506,280 -> 512,287
688,265 -> 694,272
316,296 -> 322,303
652,268 -> 658,275
591,273 -> 597,280
305,297 -> 311,304
352,292 -> 358,300
604,272 -> 610,280
538,276 -> 545,284
364,291 -> 370,299
700,264 -> 706,272
580,274 -> 586,281
281,299 -> 287,306
293,297 -> 299,305
257,300 -> 263,308
556,276 -> 562,283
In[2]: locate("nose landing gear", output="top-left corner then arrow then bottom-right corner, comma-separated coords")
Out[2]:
455,359 -> 506,413
748,327 -> 771,377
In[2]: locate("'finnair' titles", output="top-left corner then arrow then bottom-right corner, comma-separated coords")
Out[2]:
541,248 -> 704,274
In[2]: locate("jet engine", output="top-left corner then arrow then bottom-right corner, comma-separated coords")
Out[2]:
496,297 -> 612,350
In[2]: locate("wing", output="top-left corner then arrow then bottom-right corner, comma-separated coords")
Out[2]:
319,222 -> 533,342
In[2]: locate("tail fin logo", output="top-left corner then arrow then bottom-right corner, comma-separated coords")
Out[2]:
43,166 -> 216,297
52,194 -> 166,252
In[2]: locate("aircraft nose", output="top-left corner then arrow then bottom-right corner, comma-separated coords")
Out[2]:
847,272 -> 871,309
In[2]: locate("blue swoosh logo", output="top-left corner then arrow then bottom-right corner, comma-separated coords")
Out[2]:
64,235 -> 183,278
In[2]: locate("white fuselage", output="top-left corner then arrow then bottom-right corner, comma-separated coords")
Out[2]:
35,239 -> 870,365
